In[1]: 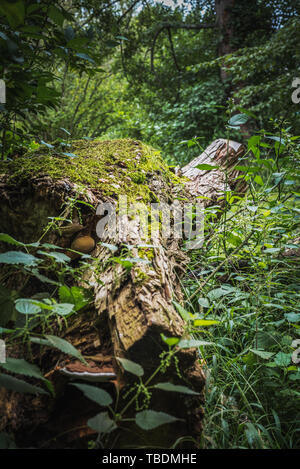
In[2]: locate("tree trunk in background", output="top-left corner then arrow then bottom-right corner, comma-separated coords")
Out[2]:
0,138 -> 245,448
215,0 -> 235,84
215,0 -> 253,137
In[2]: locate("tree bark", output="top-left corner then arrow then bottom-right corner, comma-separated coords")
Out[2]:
0,138 -> 245,448
215,0 -> 235,84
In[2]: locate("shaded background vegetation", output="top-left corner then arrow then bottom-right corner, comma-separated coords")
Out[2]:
0,0 -> 299,162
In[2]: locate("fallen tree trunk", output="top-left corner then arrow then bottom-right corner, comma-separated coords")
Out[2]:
0,138 -> 245,448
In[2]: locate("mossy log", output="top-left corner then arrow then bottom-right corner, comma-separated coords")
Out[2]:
0,138 -> 245,448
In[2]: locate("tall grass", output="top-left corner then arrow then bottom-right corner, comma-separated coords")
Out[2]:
182,123 -> 300,448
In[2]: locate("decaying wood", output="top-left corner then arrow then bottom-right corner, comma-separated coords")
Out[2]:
0,138 -> 245,448
181,138 -> 247,199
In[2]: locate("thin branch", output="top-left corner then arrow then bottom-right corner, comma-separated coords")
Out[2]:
118,0 -> 141,24
167,27 -> 181,72
151,22 -> 216,72
71,76 -> 91,128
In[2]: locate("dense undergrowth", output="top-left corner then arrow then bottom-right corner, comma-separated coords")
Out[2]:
0,119 -> 299,449
182,123 -> 300,448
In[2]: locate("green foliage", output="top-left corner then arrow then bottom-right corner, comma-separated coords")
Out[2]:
223,18 -> 300,132
0,373 -> 48,395
87,412 -> 117,434
184,121 -> 300,448
0,0 -> 299,451
135,410 -> 181,431
117,357 -> 144,377
0,0 -> 118,158
71,383 -> 113,407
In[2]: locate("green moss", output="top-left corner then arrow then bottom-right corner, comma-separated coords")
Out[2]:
133,267 -> 149,285
138,247 -> 154,260
0,138 -> 184,204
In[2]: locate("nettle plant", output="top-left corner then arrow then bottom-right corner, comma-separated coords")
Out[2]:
182,118 -> 300,448
0,227 -> 220,448
0,232 -> 93,331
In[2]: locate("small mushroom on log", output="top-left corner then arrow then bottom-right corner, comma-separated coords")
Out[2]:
68,235 -> 96,259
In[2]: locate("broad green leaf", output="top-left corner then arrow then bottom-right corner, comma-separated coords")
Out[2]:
58,286 -> 89,311
207,286 -> 235,300
51,303 -> 74,316
274,352 -> 291,367
44,335 -> 87,364
111,258 -> 133,269
71,383 -> 112,406
0,234 -> 24,247
264,247 -> 280,254
235,166 -> 260,173
40,243 -> 63,250
198,297 -> 210,308
116,357 -> 144,377
285,313 -> 300,323
76,53 -> 95,63
87,412 -> 117,434
38,251 -> 70,263
48,5 -> 65,27
256,331 -> 278,349
15,299 -> 41,315
0,251 -> 38,266
172,300 -> 192,321
254,175 -> 263,186
238,108 -> 258,119
249,349 -> 274,360
0,358 -> 44,380
177,339 -> 214,349
100,242 -> 118,252
227,232 -> 242,246
0,373 -> 47,395
153,382 -> 199,395
228,113 -> 249,126
135,410 -> 181,430
160,334 -> 180,347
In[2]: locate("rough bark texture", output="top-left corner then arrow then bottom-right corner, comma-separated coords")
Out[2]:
215,0 -> 235,83
0,138 -> 245,448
